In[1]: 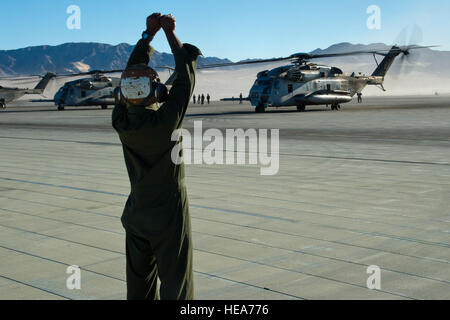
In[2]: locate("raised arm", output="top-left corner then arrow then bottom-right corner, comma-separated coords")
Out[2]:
113,13 -> 162,132
126,13 -> 161,67
160,14 -> 183,52
157,15 -> 201,129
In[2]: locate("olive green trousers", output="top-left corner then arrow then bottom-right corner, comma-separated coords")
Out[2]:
124,213 -> 194,300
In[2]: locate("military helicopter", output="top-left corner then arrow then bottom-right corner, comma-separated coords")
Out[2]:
0,72 -> 55,109
203,45 -> 435,113
53,70 -> 123,111
53,67 -> 174,111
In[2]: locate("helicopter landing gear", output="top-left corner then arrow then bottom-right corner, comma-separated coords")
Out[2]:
296,104 -> 306,112
101,105 -> 108,110
57,105 -> 65,111
331,104 -> 341,111
255,104 -> 265,113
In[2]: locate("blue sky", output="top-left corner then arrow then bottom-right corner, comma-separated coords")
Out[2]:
1,0 -> 449,61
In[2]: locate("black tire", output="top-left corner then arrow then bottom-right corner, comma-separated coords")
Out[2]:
101,105 -> 108,110
1,103 -> 5,110
296,105 -> 306,112
58,105 -> 65,111
255,105 -> 265,113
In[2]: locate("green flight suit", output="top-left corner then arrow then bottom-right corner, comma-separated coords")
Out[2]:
112,38 -> 201,300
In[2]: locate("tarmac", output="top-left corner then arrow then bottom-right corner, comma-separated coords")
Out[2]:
0,96 -> 449,300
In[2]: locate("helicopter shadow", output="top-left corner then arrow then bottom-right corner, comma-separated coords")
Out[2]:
187,107 -> 329,117
0,106 -> 110,114
2,105 -> 332,116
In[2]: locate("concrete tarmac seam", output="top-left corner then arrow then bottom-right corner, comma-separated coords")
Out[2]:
2,175 -> 449,249
1,191 -> 447,268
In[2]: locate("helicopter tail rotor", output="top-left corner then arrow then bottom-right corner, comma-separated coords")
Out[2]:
391,25 -> 427,78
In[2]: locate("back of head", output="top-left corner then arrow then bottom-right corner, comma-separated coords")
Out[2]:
118,64 -> 168,108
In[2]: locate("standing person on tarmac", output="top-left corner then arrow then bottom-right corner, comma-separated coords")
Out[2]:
193,94 -> 196,104
201,94 -> 205,105
206,93 -> 210,104
112,13 -> 201,300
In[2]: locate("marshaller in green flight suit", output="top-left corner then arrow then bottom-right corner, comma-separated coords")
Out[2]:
112,13 -> 201,300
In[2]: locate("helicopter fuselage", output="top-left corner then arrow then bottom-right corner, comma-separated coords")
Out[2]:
54,75 -> 120,109
249,64 -> 383,110
0,87 -> 30,104
0,72 -> 55,108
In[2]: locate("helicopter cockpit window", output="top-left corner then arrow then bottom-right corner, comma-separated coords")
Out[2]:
302,64 -> 314,70
257,80 -> 271,86
330,67 -> 343,75
80,80 -> 93,89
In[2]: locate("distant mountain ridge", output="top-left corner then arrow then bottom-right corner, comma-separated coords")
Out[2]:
0,41 -> 449,77
0,42 -> 232,76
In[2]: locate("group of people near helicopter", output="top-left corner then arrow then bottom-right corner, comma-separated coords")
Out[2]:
193,93 -> 210,105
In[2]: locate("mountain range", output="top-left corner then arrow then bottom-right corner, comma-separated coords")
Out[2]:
0,42 -> 232,76
2,41 -> 450,77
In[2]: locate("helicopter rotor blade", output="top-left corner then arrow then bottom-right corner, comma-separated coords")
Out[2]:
54,66 -> 176,78
54,69 -> 125,78
197,57 -> 292,69
409,24 -> 423,47
154,66 -> 175,71
0,75 -> 43,81
49,43 -> 438,75
296,43 -> 438,61
391,25 -> 429,79
306,48 -> 398,60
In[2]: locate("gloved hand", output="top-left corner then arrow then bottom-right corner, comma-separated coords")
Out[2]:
160,14 -> 176,33
146,13 -> 162,37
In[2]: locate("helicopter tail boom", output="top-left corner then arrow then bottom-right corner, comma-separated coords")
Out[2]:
33,72 -> 56,93
371,46 -> 402,78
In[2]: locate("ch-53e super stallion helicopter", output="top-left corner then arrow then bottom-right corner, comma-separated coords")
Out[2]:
53,67 -> 174,110
53,70 -> 122,110
206,45 -> 435,113
0,72 -> 55,109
